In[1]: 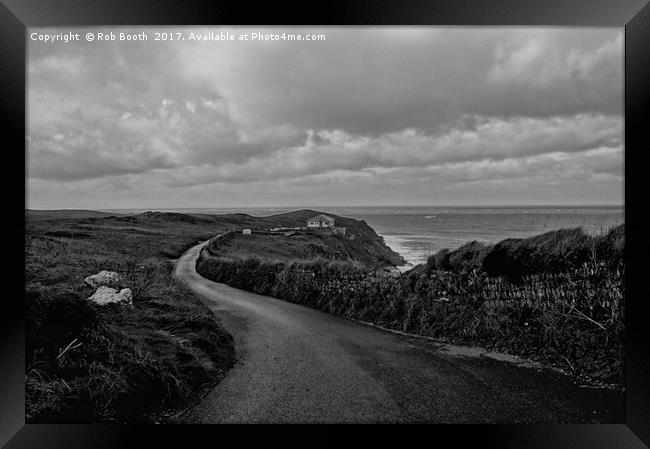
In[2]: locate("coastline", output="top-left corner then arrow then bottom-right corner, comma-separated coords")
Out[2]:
379,233 -> 419,272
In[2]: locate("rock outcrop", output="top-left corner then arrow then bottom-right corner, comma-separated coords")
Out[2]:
88,286 -> 133,306
84,270 -> 123,289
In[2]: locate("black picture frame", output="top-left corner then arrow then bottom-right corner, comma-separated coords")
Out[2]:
2,0 -> 649,447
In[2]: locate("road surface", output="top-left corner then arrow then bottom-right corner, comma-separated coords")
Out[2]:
173,241 -> 623,423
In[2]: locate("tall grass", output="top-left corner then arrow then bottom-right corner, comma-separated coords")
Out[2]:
428,225 -> 624,280
26,229 -> 235,423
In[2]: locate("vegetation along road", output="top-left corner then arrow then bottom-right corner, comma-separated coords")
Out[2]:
173,240 -> 623,424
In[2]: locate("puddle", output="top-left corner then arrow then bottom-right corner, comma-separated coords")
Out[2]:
349,317 -> 540,369
438,344 -> 539,368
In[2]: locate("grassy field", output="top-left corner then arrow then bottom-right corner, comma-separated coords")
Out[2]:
25,211 -> 240,423
25,209 -> 119,221
197,224 -> 625,387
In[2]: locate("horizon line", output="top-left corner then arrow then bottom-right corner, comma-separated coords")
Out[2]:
27,204 -> 625,212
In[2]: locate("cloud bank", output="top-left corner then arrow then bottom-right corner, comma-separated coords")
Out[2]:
27,27 -> 623,208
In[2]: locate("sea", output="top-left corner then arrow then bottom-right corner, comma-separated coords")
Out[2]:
104,206 -> 624,271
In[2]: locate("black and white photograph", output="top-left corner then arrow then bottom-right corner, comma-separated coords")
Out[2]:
25,25 -> 627,424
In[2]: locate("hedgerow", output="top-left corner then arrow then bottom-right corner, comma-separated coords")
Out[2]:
197,225 -> 625,386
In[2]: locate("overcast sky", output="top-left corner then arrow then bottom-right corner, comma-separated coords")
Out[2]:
27,27 -> 623,209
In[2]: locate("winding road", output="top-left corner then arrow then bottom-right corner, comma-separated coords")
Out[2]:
173,240 -> 623,424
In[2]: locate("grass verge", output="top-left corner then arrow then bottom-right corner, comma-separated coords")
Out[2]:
25,215 -> 236,423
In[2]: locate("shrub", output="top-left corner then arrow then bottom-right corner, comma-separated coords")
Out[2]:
428,241 -> 492,273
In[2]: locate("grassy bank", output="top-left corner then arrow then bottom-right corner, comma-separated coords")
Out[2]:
428,225 -> 624,280
25,212 -> 238,423
196,225 -> 625,387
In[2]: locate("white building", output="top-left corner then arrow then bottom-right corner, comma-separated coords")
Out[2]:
242,228 -> 252,235
306,215 -> 335,228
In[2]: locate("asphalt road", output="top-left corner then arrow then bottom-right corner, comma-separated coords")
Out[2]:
173,241 -> 624,424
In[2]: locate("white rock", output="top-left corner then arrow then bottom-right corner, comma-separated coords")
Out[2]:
84,270 -> 123,289
88,286 -> 133,306
118,288 -> 133,303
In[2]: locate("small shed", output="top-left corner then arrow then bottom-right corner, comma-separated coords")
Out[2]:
242,228 -> 252,235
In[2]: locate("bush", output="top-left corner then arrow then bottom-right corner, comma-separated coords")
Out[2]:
427,241 -> 492,273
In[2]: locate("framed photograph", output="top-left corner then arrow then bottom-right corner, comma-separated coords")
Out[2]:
2,0 -> 649,447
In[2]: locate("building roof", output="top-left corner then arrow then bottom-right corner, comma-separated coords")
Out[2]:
307,214 -> 335,223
